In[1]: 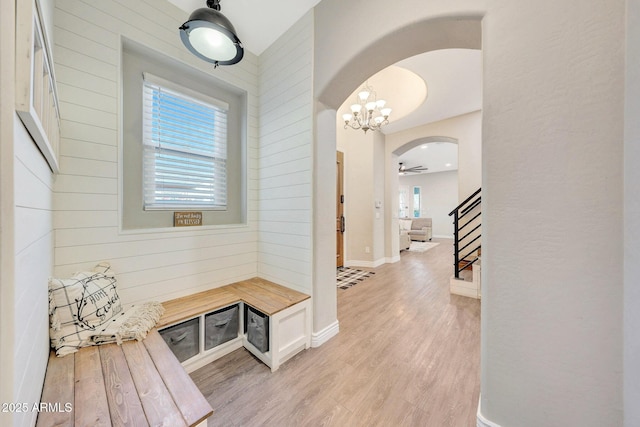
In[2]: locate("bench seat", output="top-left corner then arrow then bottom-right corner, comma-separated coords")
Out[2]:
157,277 -> 310,328
158,277 -> 312,372
36,330 -> 213,427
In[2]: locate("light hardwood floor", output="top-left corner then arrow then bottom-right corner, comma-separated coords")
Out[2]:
190,238 -> 481,427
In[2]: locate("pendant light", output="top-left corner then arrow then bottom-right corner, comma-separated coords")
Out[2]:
179,0 -> 244,67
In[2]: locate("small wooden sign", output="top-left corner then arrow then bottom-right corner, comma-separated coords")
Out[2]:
174,211 -> 203,227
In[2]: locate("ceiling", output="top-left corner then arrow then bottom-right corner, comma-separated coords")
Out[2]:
168,0 -> 482,174
341,49 -> 481,174
167,0 -> 322,55
398,142 -> 458,175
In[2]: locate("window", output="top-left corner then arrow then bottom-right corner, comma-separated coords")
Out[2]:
142,74 -> 228,210
413,186 -> 421,218
122,42 -> 246,230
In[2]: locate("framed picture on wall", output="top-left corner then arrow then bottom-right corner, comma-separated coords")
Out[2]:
15,0 -> 61,173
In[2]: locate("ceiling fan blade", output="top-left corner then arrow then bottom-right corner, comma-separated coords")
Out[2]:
399,163 -> 429,174
405,165 -> 428,172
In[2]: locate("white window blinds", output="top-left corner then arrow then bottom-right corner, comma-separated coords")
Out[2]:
142,73 -> 228,210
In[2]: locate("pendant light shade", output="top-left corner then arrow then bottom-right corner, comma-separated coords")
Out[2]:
179,0 -> 244,67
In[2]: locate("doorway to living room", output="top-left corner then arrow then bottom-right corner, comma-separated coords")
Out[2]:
397,140 -> 460,241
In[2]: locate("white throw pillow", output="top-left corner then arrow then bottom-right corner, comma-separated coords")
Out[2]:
48,262 -> 124,356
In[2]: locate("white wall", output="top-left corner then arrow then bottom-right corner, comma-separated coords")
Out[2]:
388,111 -> 482,202
339,129 -> 374,264
257,12 -> 313,295
256,10 -> 338,339
1,1 -> 56,426
336,123 -> 387,267
1,2 -> 18,424
313,103 -> 339,341
624,0 -> 640,425
372,132 -> 386,261
13,116 -> 54,427
399,170 -> 458,238
53,0 -> 260,304
482,1 -> 623,424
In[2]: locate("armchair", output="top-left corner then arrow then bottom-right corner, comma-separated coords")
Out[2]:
407,217 -> 432,241
399,219 -> 412,250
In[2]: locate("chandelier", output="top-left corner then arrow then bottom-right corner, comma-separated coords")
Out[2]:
341,82 -> 392,133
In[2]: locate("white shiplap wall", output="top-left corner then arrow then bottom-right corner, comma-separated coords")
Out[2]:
257,12 -> 314,294
53,0 -> 260,304
13,115 -> 53,427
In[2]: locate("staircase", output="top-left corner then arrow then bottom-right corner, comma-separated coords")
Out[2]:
448,188 -> 481,298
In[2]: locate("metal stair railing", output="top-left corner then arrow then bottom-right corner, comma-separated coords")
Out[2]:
448,187 -> 481,279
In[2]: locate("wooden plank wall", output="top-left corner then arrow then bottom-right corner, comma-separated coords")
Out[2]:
13,116 -> 54,427
257,12 -> 314,295
7,1 -> 316,425
52,0 -> 261,304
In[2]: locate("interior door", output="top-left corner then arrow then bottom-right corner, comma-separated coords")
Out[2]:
336,151 -> 345,268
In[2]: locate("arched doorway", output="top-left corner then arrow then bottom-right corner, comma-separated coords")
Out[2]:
394,137 -> 459,243
310,12 -> 483,345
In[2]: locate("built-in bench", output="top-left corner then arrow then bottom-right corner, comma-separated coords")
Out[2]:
36,277 -> 307,427
157,277 -> 312,373
36,329 -> 213,427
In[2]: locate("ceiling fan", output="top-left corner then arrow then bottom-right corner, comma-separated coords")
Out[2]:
398,162 -> 428,174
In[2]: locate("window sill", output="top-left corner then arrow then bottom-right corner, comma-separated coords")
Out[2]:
118,222 -> 250,236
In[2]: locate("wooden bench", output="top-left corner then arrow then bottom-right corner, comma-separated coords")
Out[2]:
36,330 -> 213,427
157,277 -> 312,372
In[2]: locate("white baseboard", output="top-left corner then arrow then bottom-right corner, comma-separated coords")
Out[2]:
311,320 -> 339,347
433,234 -> 453,239
345,258 -> 386,268
450,276 -> 480,299
477,395 -> 502,427
386,255 -> 401,264
477,413 -> 501,427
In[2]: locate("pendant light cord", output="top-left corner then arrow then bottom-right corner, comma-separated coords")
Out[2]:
206,0 -> 221,10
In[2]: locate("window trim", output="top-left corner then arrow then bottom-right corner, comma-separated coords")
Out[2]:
121,41 -> 247,231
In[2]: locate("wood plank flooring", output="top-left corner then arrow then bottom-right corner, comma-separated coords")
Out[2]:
190,238 -> 481,427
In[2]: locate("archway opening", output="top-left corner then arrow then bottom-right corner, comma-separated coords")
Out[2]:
395,138 -> 459,240
311,14 -> 483,351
